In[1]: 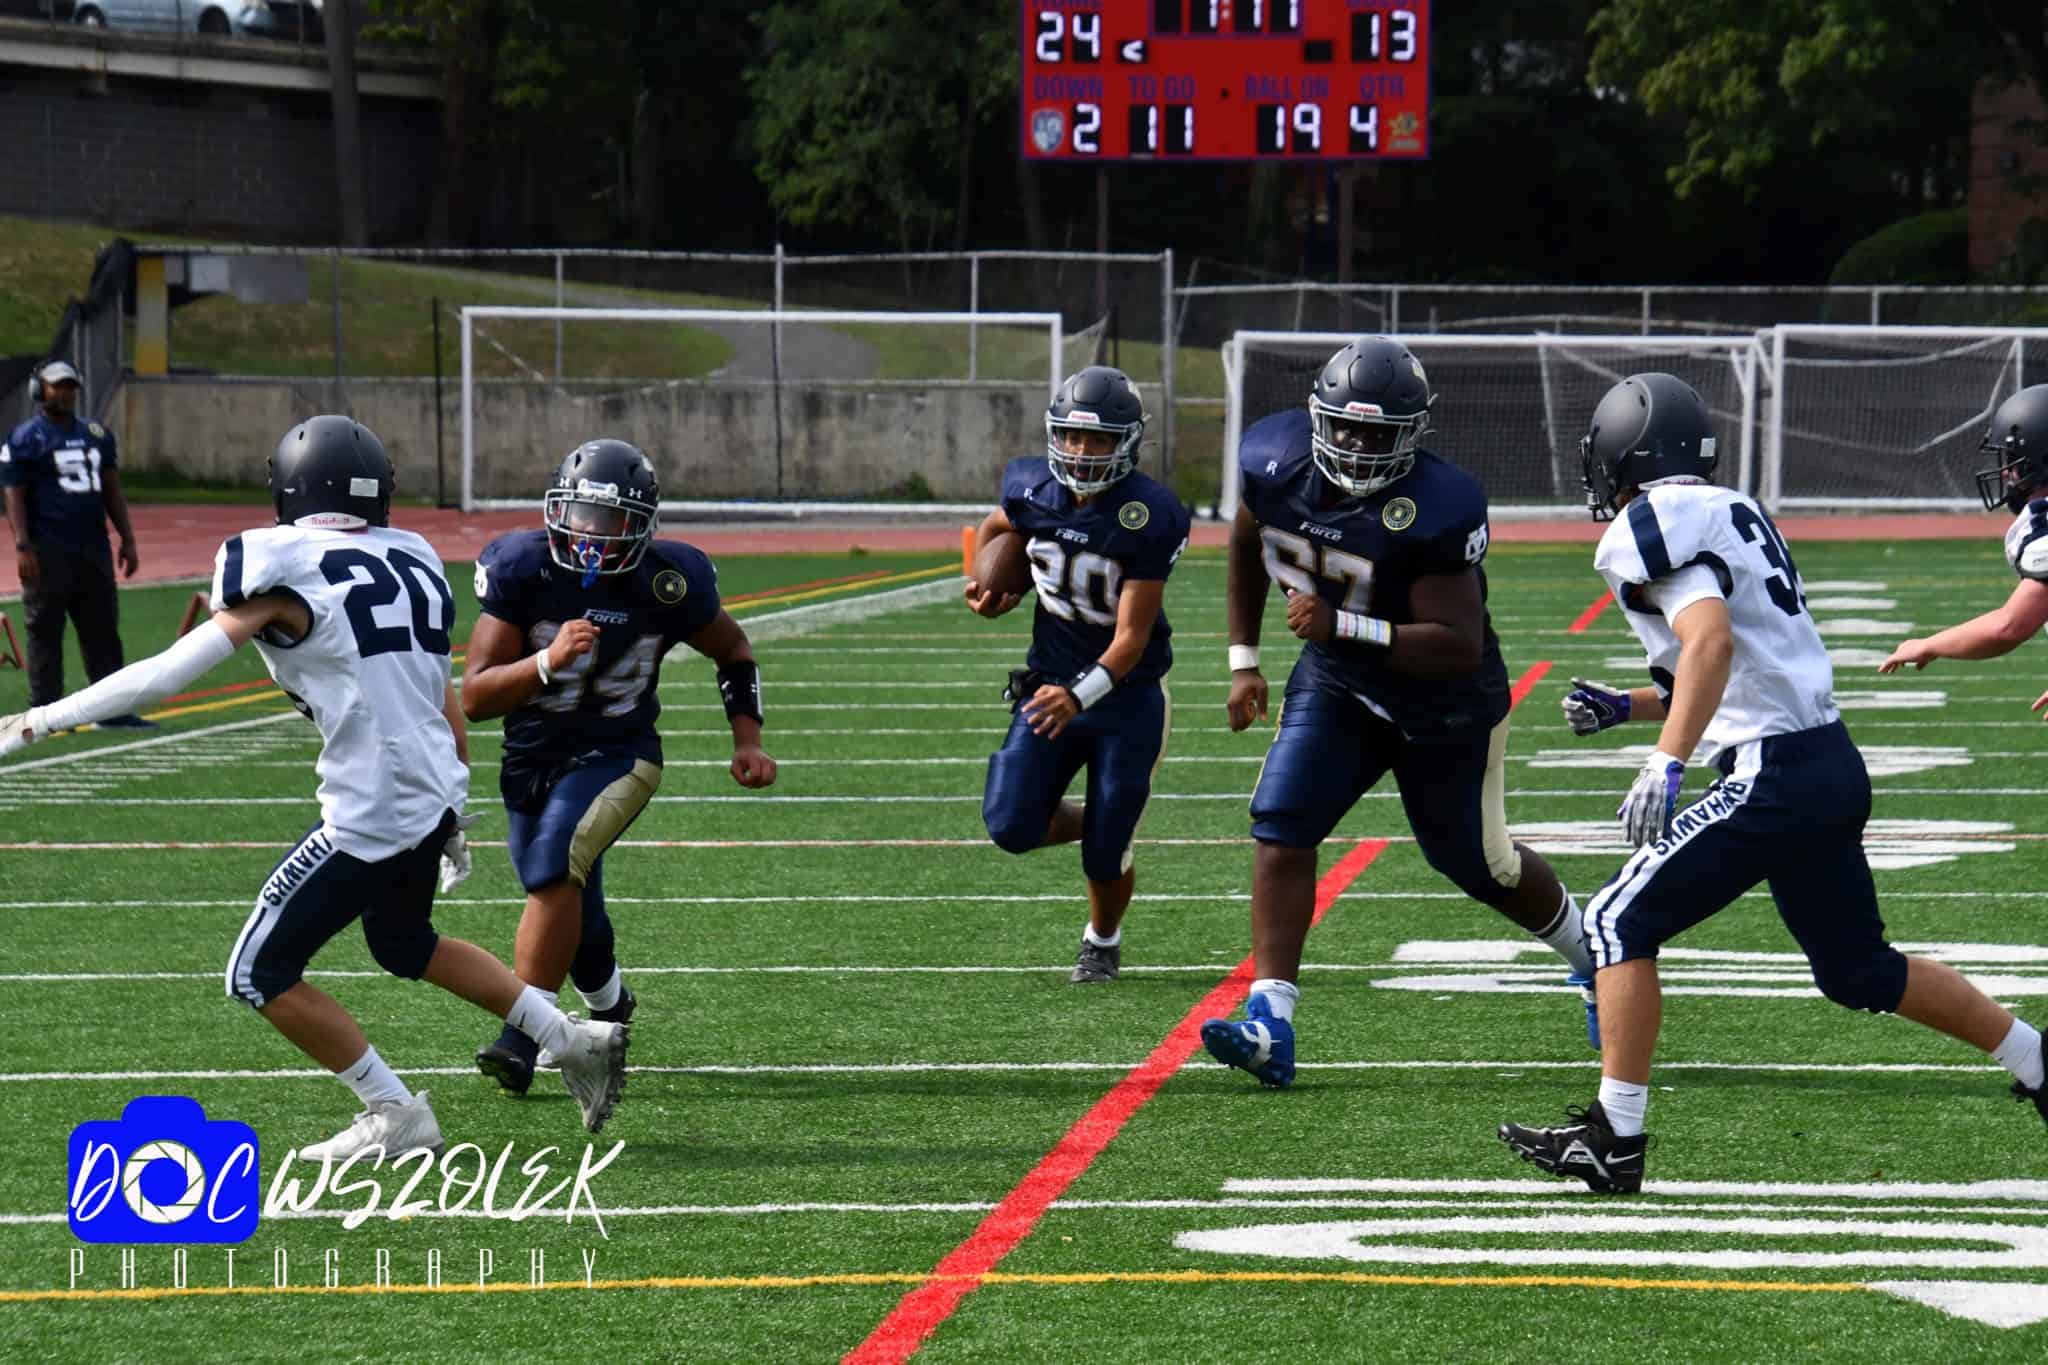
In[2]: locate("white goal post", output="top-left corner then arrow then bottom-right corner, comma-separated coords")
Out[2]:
457,306 -> 1066,515
1762,324 -> 2048,512
1221,331 -> 1762,523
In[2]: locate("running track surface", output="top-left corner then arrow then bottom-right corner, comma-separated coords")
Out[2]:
0,504 -> 1993,598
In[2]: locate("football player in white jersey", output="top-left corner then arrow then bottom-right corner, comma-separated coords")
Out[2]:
0,416 -> 629,1159
1880,384 -> 2048,678
1496,374 -> 2048,1193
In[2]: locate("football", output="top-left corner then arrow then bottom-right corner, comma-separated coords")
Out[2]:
972,529 -> 1034,598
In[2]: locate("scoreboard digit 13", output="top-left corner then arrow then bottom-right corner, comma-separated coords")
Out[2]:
1020,1 -> 1430,163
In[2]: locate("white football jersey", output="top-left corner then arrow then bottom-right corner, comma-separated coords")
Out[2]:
2004,503 -> 2048,583
210,524 -> 467,861
1594,484 -> 1838,767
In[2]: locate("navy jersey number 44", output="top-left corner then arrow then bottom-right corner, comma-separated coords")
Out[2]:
1000,456 -> 1190,682
475,527 -> 720,775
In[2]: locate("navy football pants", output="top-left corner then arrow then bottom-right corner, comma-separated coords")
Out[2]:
505,752 -> 660,994
982,680 -> 1169,883
1583,720 -> 1908,1014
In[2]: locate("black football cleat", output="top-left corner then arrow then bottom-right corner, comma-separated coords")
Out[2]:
1071,940 -> 1120,984
1498,1101 -> 1647,1194
593,983 -> 637,1026
2014,1036 -> 2048,1128
476,1025 -> 540,1096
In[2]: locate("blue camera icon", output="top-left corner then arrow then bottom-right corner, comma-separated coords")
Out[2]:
68,1097 -> 260,1245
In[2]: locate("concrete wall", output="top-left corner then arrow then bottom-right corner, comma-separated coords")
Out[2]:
115,377 -> 1045,502
0,65 -> 437,241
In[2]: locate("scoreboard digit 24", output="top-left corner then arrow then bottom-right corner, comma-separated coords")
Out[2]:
1020,1 -> 1430,163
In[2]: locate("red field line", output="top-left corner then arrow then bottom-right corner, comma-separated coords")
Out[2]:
842,838 -> 1388,1365
1566,590 -> 1615,634
1508,661 -> 1552,709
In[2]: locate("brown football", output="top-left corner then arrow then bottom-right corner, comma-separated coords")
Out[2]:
972,529 -> 1034,598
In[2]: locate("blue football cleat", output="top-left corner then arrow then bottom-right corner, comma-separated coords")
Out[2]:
1200,991 -> 1296,1088
1567,972 -> 1601,1051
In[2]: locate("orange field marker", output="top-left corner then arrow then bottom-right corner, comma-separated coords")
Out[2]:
0,611 -> 21,669
961,526 -> 974,578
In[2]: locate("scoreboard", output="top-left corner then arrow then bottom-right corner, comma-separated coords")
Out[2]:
1020,1 -> 1430,163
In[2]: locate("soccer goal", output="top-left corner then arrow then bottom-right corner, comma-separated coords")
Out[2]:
1761,325 -> 2048,511
456,306 -> 1077,515
1220,331 -> 1763,522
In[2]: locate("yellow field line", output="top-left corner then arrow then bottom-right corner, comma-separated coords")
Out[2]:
728,563 -> 958,613
93,564 -> 958,725
0,1268 -> 1873,1305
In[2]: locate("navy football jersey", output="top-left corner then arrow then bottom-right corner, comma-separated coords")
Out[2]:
1001,457 -> 1190,683
474,529 -> 721,781
1238,409 -> 1508,734
0,413 -> 118,553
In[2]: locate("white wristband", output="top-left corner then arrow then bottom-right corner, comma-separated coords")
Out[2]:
1228,644 -> 1261,672
1070,665 -> 1115,710
534,649 -> 555,687
1335,611 -> 1393,648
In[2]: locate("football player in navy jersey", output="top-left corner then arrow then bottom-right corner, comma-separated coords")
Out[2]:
1200,337 -> 1596,1087
1881,384 -> 2048,680
965,366 -> 1191,982
462,440 -> 777,1093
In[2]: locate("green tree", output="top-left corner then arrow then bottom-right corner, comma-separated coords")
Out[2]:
747,1 -> 1012,250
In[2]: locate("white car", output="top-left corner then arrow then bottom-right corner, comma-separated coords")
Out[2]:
73,0 -> 321,40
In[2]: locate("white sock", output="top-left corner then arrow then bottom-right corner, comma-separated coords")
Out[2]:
1249,978 -> 1299,1023
339,1046 -> 411,1108
578,965 -> 623,1013
1994,1018 -> 2045,1090
507,985 -> 577,1057
1597,1077 -> 1649,1137
1083,923 -> 1121,949
1536,887 -> 1594,978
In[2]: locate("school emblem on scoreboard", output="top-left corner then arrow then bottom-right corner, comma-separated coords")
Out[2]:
1031,108 -> 1066,153
1389,110 -> 1422,152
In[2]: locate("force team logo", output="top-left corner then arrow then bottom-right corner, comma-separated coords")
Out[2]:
1031,109 -> 1066,154
1381,497 -> 1418,532
652,569 -> 687,604
1117,500 -> 1151,531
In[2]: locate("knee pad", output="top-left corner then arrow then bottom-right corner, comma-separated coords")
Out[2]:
1811,946 -> 1908,1015
365,921 -> 439,981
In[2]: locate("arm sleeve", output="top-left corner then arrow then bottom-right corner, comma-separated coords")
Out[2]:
1635,562 -> 1725,620
33,620 -> 238,736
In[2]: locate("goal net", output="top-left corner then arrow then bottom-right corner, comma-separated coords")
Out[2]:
1221,332 -> 1761,521
1763,325 -> 2048,510
457,306 -> 1082,515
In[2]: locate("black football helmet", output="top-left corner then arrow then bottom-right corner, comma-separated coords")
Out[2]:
1046,365 -> 1146,495
1308,337 -> 1435,496
545,439 -> 659,583
1974,384 -> 2048,513
1580,373 -> 1718,522
270,415 -> 394,529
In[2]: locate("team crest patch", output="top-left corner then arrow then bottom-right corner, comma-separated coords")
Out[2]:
88,422 -> 105,438
653,569 -> 687,604
1118,500 -> 1151,531
1381,497 -> 1418,531
1031,108 -> 1066,154
473,563 -> 488,599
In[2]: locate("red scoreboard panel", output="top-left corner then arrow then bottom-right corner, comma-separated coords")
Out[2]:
1020,1 -> 1430,163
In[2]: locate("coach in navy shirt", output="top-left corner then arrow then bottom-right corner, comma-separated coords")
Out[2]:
1,361 -> 149,723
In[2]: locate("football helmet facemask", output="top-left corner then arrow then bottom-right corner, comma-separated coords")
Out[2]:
1974,384 -> 2048,513
544,439 -> 659,584
1580,372 -> 1718,522
1308,337 -> 1435,497
270,415 -> 394,530
1046,365 -> 1146,496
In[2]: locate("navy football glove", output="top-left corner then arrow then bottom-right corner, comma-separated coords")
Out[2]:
1562,677 -> 1630,736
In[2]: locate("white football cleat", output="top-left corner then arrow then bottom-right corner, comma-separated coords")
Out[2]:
296,1090 -> 445,1164
555,1017 -> 628,1133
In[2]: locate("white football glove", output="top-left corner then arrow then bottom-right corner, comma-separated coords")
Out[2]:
438,810 -> 483,894
1617,750 -> 1686,848
0,709 -> 42,762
